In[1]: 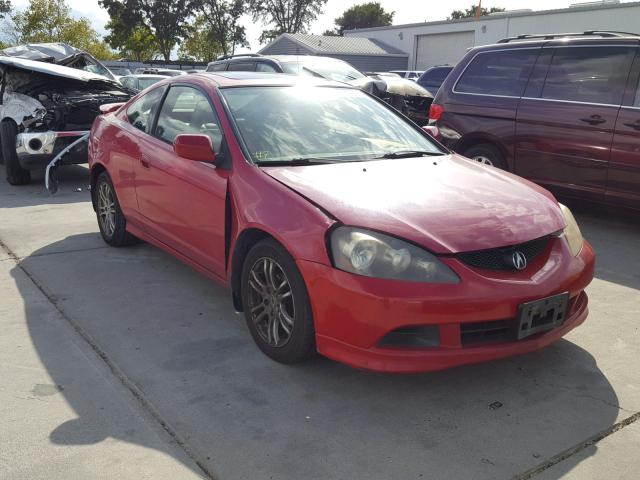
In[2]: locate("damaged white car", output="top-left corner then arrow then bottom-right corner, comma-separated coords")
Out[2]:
0,54 -> 132,186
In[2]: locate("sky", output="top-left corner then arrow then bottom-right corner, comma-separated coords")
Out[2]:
10,0 -> 638,55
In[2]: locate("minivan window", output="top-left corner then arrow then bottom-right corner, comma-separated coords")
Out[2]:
541,47 -> 634,105
207,63 -> 227,72
256,62 -> 278,72
455,49 -> 538,97
227,62 -> 255,72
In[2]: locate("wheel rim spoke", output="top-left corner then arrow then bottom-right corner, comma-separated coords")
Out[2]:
97,183 -> 116,237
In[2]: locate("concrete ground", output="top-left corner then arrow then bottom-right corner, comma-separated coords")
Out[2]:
0,165 -> 638,480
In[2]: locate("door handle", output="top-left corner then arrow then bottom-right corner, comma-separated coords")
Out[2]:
580,115 -> 606,125
140,158 -> 150,168
623,121 -> 640,130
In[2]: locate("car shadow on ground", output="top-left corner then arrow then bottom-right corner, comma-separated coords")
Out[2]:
0,165 -> 91,209
10,227 -> 628,480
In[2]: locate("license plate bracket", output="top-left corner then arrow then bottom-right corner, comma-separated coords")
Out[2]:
516,292 -> 569,340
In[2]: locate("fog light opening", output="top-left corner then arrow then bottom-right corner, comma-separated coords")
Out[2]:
378,326 -> 440,348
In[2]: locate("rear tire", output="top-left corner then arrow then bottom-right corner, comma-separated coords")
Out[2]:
1,120 -> 31,185
463,143 -> 507,170
241,239 -> 316,364
95,171 -> 137,247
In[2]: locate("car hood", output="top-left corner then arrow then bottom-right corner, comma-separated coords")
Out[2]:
262,155 -> 565,254
0,56 -> 118,84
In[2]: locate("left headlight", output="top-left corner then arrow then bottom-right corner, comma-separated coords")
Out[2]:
558,203 -> 584,256
329,226 -> 460,283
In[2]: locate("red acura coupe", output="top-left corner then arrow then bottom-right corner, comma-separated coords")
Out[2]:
88,72 -> 595,373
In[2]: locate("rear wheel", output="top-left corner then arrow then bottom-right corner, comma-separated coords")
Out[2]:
1,120 -> 30,185
463,143 -> 506,170
95,171 -> 137,247
241,239 -> 316,364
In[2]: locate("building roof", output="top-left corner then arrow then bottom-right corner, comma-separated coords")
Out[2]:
260,33 -> 408,57
343,1 -> 640,33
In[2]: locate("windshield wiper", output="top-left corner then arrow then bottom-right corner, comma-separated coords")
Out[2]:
378,150 -> 445,159
254,157 -> 343,166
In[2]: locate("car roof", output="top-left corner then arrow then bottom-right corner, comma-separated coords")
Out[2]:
188,71 -> 353,88
125,74 -> 167,79
209,54 -> 351,65
473,34 -> 640,53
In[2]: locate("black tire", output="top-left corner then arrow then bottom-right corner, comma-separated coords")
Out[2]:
463,143 -> 507,170
1,120 -> 30,185
241,238 -> 316,364
95,171 -> 137,247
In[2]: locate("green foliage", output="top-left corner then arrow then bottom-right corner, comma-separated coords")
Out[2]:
250,0 -> 327,44
100,0 -> 190,61
193,0 -> 248,56
450,4 -> 505,19
178,15 -> 224,61
334,2 -> 393,35
9,0 -> 117,59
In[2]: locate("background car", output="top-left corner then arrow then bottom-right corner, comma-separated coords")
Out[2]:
134,67 -> 187,77
119,74 -> 166,92
108,65 -> 132,78
390,70 -> 423,81
206,54 -> 433,124
430,31 -> 640,211
417,65 -> 454,95
87,72 -> 594,373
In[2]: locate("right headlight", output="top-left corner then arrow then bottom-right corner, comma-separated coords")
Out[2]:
557,203 -> 584,256
329,226 -> 460,283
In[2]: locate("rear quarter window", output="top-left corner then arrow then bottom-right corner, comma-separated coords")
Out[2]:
455,49 -> 539,97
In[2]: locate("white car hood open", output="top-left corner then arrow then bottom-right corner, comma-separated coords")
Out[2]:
0,56 -> 119,84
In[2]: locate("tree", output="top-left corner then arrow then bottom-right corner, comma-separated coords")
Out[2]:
193,0 -> 248,57
9,0 -> 117,59
249,0 -> 327,44
450,4 -> 505,19
100,0 -> 190,61
178,15 -> 225,61
333,2 -> 393,35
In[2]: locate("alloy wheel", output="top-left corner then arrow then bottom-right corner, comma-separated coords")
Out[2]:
247,257 -> 295,348
97,181 -> 116,238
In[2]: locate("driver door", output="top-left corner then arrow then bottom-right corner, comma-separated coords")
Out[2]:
133,85 -> 228,277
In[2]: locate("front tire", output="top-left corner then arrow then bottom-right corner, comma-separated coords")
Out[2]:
241,239 -> 316,364
1,120 -> 30,185
95,171 -> 137,247
463,143 -> 507,170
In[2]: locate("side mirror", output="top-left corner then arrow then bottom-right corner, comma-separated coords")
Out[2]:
422,125 -> 440,138
173,134 -> 216,162
99,102 -> 125,114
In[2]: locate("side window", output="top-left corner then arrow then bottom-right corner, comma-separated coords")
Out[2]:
455,49 -> 538,97
256,62 -> 277,72
542,47 -> 634,105
207,63 -> 227,72
227,62 -> 255,72
154,86 -> 223,152
126,86 -> 165,133
120,77 -> 135,89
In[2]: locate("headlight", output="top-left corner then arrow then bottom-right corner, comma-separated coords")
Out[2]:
329,227 -> 459,283
558,203 -> 583,256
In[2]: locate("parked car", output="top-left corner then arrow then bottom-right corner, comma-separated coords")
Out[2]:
87,72 -> 594,373
0,56 -> 132,185
134,67 -> 187,77
390,70 -> 423,81
0,42 -> 117,81
430,31 -> 640,210
119,74 -> 166,92
417,65 -> 454,94
206,54 -> 433,124
108,65 -> 132,77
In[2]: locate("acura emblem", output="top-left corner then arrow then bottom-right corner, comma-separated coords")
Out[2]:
512,251 -> 527,270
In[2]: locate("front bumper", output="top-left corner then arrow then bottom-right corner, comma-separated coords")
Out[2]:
299,238 -> 595,373
16,130 -> 89,169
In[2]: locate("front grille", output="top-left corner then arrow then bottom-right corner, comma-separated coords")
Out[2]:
457,236 -> 550,271
461,319 -> 516,345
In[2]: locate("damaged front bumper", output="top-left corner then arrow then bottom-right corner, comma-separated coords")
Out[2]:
16,130 -> 90,169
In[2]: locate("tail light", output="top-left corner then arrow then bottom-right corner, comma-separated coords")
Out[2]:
429,103 -> 444,122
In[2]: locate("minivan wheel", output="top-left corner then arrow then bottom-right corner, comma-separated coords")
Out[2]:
95,171 -> 137,247
1,120 -> 31,185
463,144 -> 506,170
241,239 -> 316,364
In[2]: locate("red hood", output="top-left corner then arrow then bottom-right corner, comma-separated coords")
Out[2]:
262,155 -> 565,254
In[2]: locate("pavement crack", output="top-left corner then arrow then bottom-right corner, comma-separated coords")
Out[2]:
0,237 -> 217,480
513,410 -> 640,479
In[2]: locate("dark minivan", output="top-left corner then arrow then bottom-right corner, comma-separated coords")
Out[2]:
431,31 -> 640,210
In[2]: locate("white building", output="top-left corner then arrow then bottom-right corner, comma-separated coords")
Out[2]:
344,1 -> 640,69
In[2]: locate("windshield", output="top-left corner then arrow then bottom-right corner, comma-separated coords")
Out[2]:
281,59 -> 365,82
221,86 -> 443,164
